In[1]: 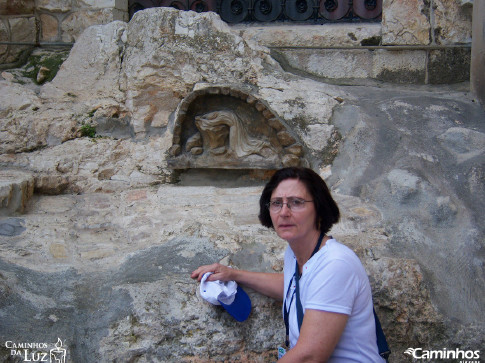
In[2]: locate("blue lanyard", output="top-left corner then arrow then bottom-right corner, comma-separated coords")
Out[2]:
283,232 -> 325,347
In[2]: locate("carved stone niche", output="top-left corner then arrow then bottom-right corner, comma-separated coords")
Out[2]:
167,85 -> 308,170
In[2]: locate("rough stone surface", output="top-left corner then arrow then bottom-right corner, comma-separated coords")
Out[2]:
0,0 -> 34,15
0,169 -> 34,215
236,23 -> 382,48
39,13 -> 59,42
382,0 -> 431,45
433,0 -> 473,44
374,49 -> 427,83
0,8 -> 483,362
428,47 -> 471,84
60,8 -> 127,42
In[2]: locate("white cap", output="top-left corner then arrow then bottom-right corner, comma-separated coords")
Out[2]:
199,272 -> 251,322
200,272 -> 237,305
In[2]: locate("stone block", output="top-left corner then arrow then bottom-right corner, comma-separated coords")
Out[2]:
0,0 -> 34,15
382,0 -> 431,45
427,47 -> 470,84
75,0 -> 128,10
60,8 -> 123,42
36,0 -> 72,12
0,17 -> 35,64
373,49 -> 427,83
278,48 -> 374,80
75,0 -> 122,8
433,0 -> 472,45
0,19 -> 8,62
237,23 -> 382,48
112,7 -> 128,21
10,16 -> 36,42
40,13 -> 59,42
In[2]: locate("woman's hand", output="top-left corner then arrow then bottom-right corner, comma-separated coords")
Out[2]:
191,263 -> 284,301
190,263 -> 235,282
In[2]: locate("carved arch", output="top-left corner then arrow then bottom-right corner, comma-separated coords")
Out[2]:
167,85 -> 308,169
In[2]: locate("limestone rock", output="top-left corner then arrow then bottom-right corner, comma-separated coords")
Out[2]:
0,80 -> 40,114
433,0 -> 473,44
123,8 -> 280,136
382,0 -> 431,45
0,169 -> 34,215
44,20 -> 127,104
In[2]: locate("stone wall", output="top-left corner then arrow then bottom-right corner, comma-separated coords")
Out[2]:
237,0 -> 474,84
0,0 -> 474,84
0,0 -> 128,67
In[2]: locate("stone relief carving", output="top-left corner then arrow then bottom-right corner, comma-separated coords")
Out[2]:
188,111 -> 273,158
168,85 -> 308,169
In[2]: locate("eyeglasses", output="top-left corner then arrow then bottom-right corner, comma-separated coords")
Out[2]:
267,198 -> 313,212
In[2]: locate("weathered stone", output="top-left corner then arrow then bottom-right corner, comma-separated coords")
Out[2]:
276,130 -> 296,146
433,0 -> 472,44
45,20 -> 126,104
277,48 -> 374,79
282,153 -> 300,167
0,88 -> 81,154
0,169 -> 34,215
60,8 -> 124,42
40,13 -> 59,42
285,143 -> 303,156
34,175 -> 70,195
267,117 -> 284,131
36,65 -> 50,83
36,0 -> 71,12
428,48 -> 471,84
0,0 -> 34,15
237,23 -> 382,48
0,16 -> 35,64
299,124 -> 334,151
0,80 -> 40,114
374,49 -> 427,83
77,0 -> 128,10
9,16 -> 35,43
382,0 -> 431,45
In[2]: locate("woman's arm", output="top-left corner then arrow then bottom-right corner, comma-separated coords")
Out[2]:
279,309 -> 348,362
191,263 -> 284,301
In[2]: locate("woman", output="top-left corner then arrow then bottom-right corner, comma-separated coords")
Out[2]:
191,167 -> 385,362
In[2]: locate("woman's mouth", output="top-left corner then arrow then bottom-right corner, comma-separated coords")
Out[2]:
278,224 -> 294,229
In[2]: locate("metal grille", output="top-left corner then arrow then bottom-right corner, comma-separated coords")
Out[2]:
128,0 -> 382,23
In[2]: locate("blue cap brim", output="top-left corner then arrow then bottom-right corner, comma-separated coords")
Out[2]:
218,285 -> 251,322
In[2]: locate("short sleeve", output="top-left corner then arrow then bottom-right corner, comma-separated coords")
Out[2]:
303,258 -> 360,315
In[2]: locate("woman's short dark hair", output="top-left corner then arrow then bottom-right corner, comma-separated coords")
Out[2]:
258,167 -> 340,234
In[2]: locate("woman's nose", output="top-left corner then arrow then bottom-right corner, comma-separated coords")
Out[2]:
279,203 -> 291,215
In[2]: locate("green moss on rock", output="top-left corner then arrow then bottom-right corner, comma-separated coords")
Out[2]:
20,50 -> 70,84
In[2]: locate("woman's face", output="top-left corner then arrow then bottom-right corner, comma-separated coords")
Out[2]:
269,178 -> 318,244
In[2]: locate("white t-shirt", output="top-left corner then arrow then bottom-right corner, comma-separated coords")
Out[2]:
283,238 -> 385,362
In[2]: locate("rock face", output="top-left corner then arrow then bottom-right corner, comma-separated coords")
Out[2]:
0,7 -> 484,362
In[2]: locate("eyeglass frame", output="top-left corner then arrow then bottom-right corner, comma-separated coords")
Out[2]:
267,197 -> 314,212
